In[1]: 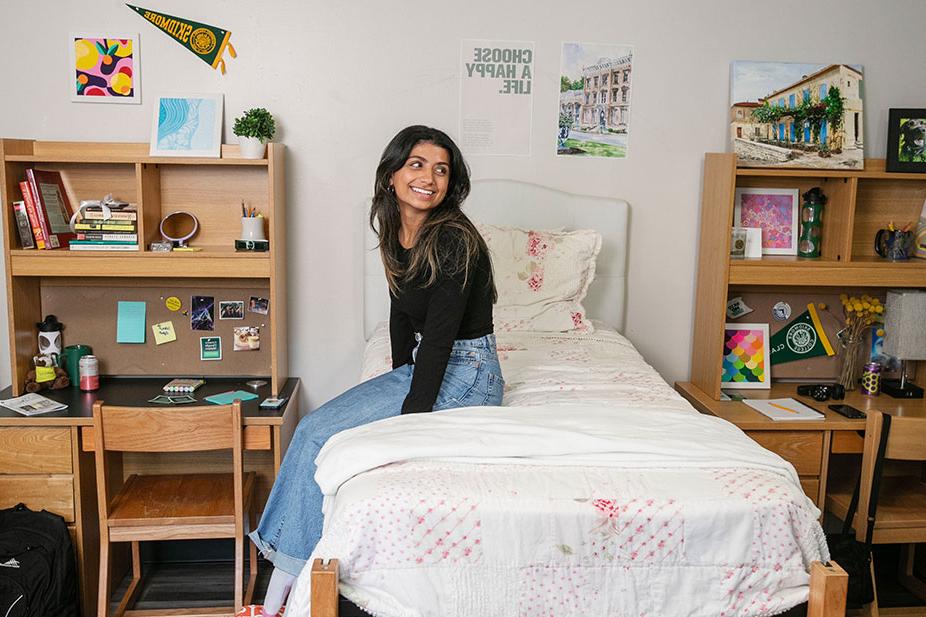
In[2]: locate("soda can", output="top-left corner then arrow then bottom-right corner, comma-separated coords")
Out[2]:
861,362 -> 881,396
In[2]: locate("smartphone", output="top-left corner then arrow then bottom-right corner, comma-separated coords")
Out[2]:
827,404 -> 866,419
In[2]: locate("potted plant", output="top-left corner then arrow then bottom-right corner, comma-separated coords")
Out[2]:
233,108 -> 276,159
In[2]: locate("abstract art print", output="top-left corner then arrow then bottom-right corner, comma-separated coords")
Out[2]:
734,188 -> 799,255
722,323 -> 771,389
730,61 -> 864,170
70,33 -> 140,103
150,93 -> 223,157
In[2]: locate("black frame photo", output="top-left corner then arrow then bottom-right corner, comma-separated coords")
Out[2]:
886,108 -> 926,173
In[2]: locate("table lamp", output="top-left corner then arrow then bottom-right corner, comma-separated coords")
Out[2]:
883,290 -> 926,398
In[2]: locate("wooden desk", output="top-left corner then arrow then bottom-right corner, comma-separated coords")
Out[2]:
0,376 -> 300,617
674,381 -> 923,510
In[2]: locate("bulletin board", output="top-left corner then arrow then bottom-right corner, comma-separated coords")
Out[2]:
41,277 -> 272,378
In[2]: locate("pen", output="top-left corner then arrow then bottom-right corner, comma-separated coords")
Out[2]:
241,201 -> 246,217
769,402 -> 799,414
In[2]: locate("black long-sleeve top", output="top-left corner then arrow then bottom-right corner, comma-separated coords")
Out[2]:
390,230 -> 494,414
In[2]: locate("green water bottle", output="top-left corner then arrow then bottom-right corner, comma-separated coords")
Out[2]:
798,187 -> 826,258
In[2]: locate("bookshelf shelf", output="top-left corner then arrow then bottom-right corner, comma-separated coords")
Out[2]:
1,139 -> 289,395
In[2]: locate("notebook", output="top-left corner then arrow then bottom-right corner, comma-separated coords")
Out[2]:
743,397 -> 824,421
204,390 -> 259,405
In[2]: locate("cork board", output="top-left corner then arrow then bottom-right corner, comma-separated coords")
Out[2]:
41,278 -> 272,377
727,291 -> 870,381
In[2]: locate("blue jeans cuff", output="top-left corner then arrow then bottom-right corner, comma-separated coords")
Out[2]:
248,529 -> 308,577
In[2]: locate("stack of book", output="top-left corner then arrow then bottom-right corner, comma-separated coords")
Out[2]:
16,169 -> 76,249
71,204 -> 139,251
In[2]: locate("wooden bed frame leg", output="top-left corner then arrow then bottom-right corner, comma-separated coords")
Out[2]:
808,560 -> 848,617
311,558 -> 339,617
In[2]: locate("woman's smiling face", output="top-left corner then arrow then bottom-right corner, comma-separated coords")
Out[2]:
390,141 -> 451,214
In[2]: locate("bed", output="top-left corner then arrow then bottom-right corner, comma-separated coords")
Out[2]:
285,181 -> 845,617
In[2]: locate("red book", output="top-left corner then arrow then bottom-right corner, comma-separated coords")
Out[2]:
19,180 -> 47,249
25,169 -> 76,249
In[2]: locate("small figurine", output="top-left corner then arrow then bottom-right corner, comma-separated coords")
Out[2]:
36,315 -> 64,358
25,354 -> 70,392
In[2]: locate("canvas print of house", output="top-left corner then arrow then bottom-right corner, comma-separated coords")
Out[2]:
730,61 -> 864,169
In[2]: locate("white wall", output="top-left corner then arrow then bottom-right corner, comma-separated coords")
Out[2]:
1,0 -> 925,408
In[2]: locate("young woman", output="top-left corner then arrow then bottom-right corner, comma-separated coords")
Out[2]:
249,125 -> 504,615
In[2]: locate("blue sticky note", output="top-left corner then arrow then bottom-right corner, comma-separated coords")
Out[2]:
116,301 -> 146,344
205,390 -> 259,405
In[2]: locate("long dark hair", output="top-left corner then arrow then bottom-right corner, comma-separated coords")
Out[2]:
370,125 -> 495,301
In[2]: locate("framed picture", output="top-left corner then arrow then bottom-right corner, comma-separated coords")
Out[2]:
150,93 -> 223,158
730,61 -> 865,170
70,33 -> 140,104
721,323 -> 771,389
886,108 -> 926,173
734,188 -> 799,255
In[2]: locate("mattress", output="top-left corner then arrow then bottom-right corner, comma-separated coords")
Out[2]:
286,325 -> 829,617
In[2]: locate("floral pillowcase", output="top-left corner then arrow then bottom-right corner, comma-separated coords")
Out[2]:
477,224 -> 602,332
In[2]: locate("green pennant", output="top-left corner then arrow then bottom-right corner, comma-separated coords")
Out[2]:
127,4 -> 236,73
770,303 -> 835,365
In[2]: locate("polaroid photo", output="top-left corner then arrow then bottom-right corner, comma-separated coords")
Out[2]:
233,326 -> 260,351
219,300 -> 245,320
248,296 -> 269,315
148,394 -> 174,404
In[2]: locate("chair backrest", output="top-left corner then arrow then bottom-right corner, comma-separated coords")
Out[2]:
92,403 -> 241,452
91,400 -> 244,522
856,410 -> 926,542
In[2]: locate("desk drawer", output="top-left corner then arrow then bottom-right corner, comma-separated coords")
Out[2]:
0,427 -> 72,473
0,475 -> 75,522
747,431 -> 824,475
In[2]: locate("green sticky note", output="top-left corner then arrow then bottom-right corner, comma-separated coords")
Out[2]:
117,301 -> 146,343
204,390 -> 258,405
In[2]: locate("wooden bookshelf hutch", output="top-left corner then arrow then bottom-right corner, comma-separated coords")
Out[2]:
0,139 -> 297,616
677,153 -> 926,511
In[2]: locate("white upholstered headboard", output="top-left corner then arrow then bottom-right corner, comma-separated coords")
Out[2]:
363,179 -> 629,339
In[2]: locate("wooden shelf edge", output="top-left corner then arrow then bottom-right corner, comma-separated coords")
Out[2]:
3,141 -> 270,166
10,253 -> 271,278
728,261 -> 926,286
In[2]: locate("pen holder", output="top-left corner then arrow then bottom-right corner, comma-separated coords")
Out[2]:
240,217 -> 266,241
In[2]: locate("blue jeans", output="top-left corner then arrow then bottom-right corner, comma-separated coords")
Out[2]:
249,334 -> 504,575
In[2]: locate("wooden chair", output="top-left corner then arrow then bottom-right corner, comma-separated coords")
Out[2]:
92,400 -> 257,617
826,410 -> 926,617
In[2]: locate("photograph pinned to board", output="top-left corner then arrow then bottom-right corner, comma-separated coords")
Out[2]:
219,300 -> 245,319
233,326 -> 260,351
721,323 -> 771,389
150,93 -> 223,157
70,33 -> 140,103
248,296 -> 269,315
730,61 -> 864,170
557,42 -> 633,158
200,336 -> 222,361
127,4 -> 236,74
191,295 -> 215,331
734,188 -> 799,255
459,39 -> 534,156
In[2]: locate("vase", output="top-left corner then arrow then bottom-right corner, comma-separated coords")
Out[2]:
838,334 -> 863,391
238,136 -> 266,159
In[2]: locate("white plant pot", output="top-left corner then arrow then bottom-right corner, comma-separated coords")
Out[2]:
238,136 -> 267,159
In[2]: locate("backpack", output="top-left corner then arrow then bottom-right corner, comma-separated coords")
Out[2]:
0,503 -> 79,617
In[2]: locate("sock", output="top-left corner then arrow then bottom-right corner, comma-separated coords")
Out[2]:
262,567 -> 296,616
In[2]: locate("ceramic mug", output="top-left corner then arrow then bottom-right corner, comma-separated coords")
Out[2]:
60,344 -> 92,386
875,229 -> 915,261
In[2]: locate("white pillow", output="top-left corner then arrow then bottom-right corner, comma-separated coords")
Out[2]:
478,224 -> 601,332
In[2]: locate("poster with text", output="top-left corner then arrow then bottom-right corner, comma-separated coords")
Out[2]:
460,39 -> 534,156
558,42 -> 633,158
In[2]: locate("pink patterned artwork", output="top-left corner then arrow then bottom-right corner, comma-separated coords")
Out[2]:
734,188 -> 799,255
70,34 -> 140,104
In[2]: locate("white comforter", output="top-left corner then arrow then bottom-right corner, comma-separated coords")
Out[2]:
287,403 -> 829,617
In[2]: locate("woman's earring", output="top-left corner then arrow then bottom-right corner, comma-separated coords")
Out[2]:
388,185 -> 395,195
